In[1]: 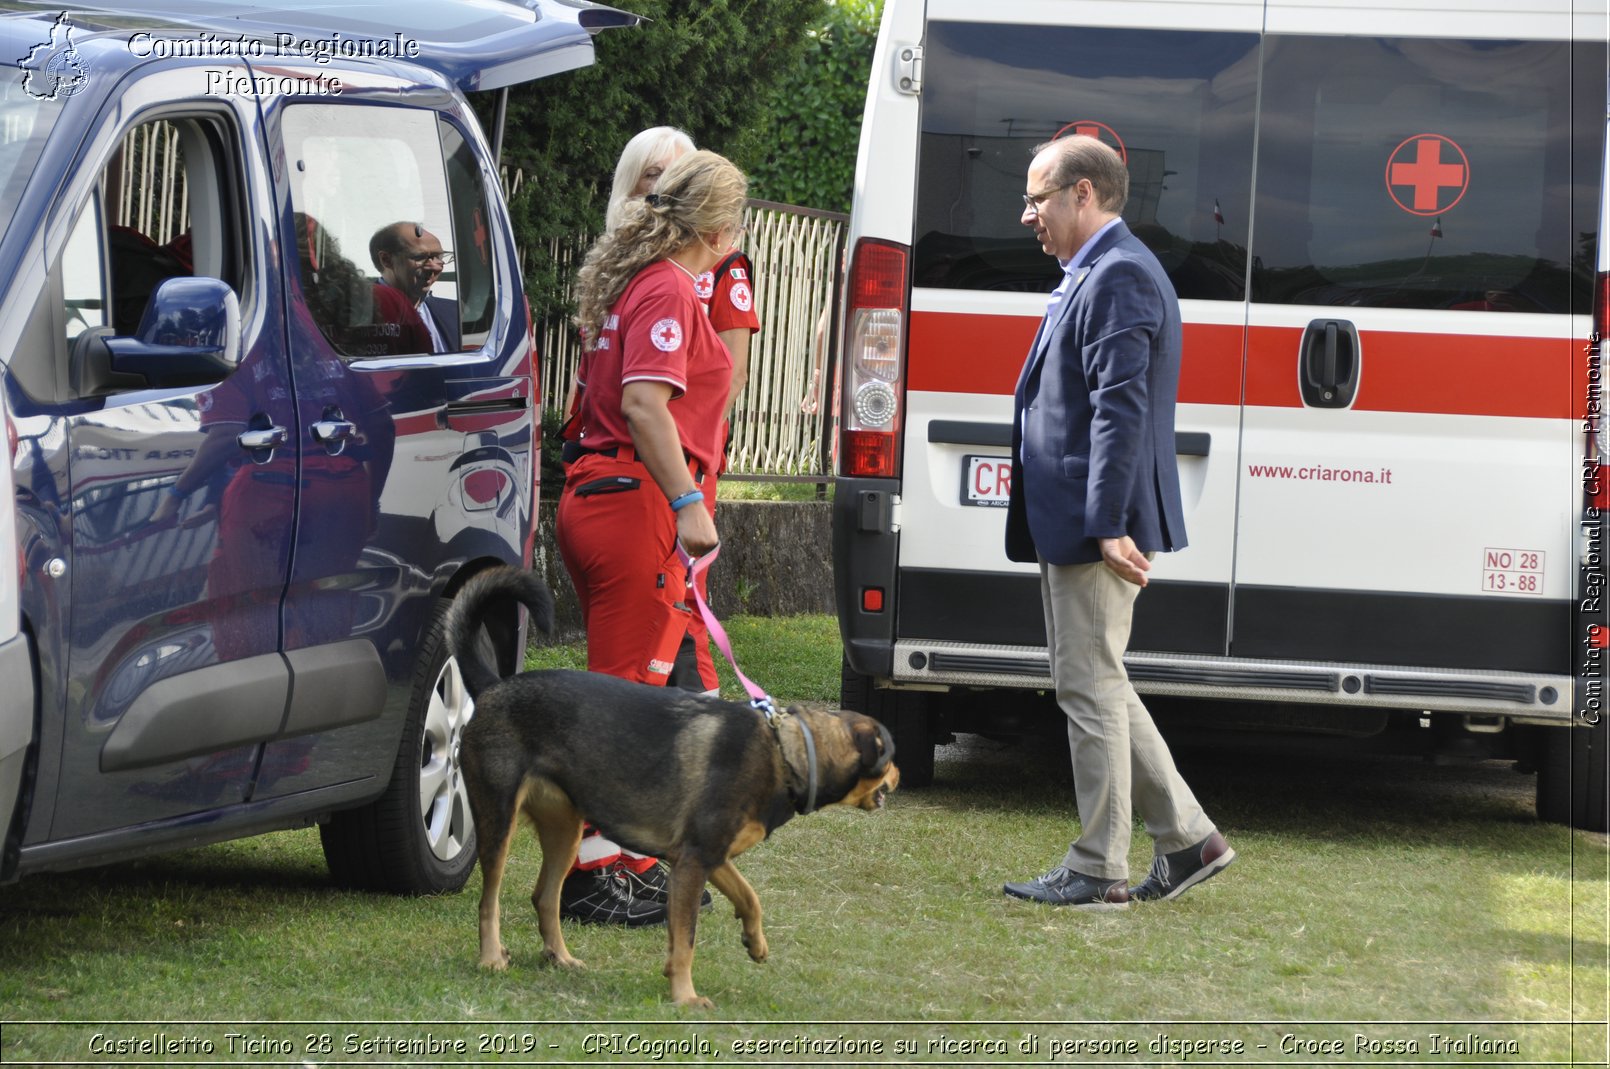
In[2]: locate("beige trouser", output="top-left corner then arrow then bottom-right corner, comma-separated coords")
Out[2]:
1040,557 -> 1214,880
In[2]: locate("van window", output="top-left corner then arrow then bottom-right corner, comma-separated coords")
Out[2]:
282,104 -> 472,358
1253,36 -> 1604,313
913,22 -> 1258,300
98,116 -> 244,339
439,119 -> 495,351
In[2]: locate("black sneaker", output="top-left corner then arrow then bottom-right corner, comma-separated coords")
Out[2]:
1003,867 -> 1129,910
618,860 -> 712,910
1128,832 -> 1236,902
558,867 -> 667,926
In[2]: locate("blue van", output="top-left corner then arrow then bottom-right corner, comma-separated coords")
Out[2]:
0,0 -> 631,891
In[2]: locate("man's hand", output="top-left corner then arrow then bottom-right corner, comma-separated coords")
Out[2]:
1099,535 -> 1151,586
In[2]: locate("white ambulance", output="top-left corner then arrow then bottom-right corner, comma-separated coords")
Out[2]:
832,0 -> 1608,829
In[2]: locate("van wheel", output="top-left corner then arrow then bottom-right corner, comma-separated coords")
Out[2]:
1534,719 -> 1609,832
321,598 -> 478,893
841,656 -> 935,787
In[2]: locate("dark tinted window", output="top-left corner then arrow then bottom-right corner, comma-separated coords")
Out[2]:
440,119 -> 496,349
1253,36 -> 1603,313
913,22 -> 1258,300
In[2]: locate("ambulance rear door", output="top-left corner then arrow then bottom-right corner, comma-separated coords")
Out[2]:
897,0 -> 1263,666
1232,0 -> 1605,704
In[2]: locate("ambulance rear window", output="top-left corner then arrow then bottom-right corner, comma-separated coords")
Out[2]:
1252,35 -> 1602,314
913,22 -> 1259,301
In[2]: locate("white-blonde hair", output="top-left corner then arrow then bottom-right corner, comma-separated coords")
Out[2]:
605,126 -> 696,233
577,150 -> 748,342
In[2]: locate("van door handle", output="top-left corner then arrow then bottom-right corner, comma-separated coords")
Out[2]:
237,426 -> 288,451
1299,319 -> 1360,409
311,419 -> 355,445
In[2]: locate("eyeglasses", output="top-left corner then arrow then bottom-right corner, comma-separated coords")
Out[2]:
407,251 -> 454,266
1022,184 -> 1072,214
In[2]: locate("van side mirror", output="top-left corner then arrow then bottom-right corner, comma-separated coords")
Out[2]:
101,277 -> 242,389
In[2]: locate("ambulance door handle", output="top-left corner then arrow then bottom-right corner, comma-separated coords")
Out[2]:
1299,319 -> 1360,409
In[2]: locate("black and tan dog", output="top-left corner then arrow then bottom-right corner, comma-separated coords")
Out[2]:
445,566 -> 899,1008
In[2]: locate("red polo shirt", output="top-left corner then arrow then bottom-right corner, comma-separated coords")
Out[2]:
575,260 -> 732,474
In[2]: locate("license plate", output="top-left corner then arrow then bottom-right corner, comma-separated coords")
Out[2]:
961,454 -> 1012,508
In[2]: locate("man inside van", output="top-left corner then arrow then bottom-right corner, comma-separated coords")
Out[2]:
370,221 -> 461,353
1002,135 -> 1234,911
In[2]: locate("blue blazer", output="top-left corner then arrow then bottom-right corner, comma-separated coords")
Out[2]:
425,294 -> 461,353
1005,220 -> 1187,565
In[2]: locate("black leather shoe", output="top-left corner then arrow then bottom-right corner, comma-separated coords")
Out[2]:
1129,831 -> 1236,902
1003,867 -> 1129,910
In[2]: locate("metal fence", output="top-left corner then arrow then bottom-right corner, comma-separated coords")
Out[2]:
111,122 -> 188,240
532,199 -> 846,479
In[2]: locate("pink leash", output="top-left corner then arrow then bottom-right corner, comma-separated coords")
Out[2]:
678,542 -> 775,712
678,542 -> 819,812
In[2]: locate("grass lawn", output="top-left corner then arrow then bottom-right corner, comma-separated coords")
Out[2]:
0,615 -> 1605,1065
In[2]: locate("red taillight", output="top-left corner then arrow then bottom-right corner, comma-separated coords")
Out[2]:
844,431 -> 898,478
1590,625 -> 1608,650
861,587 -> 885,613
849,241 -> 907,310
839,237 -> 909,479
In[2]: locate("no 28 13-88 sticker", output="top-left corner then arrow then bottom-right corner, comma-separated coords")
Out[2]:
1481,547 -> 1544,595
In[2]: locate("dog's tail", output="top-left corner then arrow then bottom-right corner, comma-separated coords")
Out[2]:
443,566 -> 555,698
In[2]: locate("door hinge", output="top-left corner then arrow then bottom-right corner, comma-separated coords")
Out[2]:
894,43 -> 923,95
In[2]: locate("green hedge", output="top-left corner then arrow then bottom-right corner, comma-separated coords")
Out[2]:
477,0 -> 881,326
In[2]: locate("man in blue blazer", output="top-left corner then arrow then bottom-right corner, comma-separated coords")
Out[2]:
1003,136 -> 1233,910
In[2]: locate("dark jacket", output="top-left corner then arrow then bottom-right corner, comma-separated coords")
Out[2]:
1006,220 -> 1187,565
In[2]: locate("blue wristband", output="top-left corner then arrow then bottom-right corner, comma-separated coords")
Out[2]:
669,489 -> 704,513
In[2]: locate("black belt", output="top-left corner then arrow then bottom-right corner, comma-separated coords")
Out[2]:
563,441 -> 705,481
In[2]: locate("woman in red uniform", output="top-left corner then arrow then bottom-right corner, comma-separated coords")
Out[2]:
553,150 -> 748,924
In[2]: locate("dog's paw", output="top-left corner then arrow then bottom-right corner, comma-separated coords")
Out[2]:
542,948 -> 585,970
478,947 -> 511,971
674,994 -> 714,1011
742,932 -> 768,964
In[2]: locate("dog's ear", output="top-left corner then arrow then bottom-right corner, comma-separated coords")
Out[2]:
850,716 -> 896,775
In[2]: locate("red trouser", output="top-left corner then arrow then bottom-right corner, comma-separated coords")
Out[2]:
556,451 -> 703,685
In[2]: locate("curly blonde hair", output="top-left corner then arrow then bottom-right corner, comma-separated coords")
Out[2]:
575,149 -> 747,343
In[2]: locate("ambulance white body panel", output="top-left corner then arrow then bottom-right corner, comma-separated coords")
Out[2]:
831,0 -> 1608,827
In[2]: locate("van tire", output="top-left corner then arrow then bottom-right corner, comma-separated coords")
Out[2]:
1534,719 -> 1609,832
841,657 -> 935,787
321,597 -> 479,893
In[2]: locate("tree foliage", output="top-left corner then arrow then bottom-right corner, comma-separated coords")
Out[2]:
478,0 -> 827,321
746,0 -> 881,215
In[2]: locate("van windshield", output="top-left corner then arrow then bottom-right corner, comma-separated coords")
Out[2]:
0,70 -> 61,229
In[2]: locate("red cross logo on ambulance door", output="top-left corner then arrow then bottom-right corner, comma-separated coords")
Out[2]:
1052,120 -> 1127,164
1385,134 -> 1469,217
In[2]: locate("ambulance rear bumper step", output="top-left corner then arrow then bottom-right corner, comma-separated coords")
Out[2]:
892,641 -> 1571,720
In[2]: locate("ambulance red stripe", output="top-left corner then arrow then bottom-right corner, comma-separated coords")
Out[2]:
906,310 -> 1577,419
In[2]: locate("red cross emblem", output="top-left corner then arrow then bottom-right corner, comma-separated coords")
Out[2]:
1052,120 -> 1127,164
472,207 -> 489,264
650,317 -> 683,352
1386,134 -> 1469,217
